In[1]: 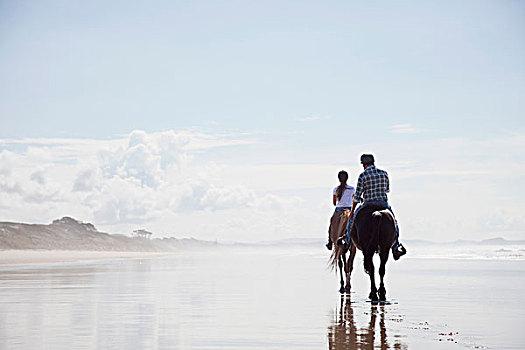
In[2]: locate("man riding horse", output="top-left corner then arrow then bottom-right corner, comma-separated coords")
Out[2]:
338,154 -> 407,260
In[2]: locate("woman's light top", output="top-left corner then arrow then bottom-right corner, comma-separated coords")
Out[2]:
333,185 -> 356,208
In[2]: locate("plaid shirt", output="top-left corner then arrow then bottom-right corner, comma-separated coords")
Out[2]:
352,165 -> 390,203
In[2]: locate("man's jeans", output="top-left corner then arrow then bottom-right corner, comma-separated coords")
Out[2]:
351,200 -> 400,249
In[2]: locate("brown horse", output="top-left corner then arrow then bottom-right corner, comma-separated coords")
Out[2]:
347,205 -> 397,302
328,210 -> 357,293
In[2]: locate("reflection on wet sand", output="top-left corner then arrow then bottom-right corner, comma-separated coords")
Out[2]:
327,295 -> 407,350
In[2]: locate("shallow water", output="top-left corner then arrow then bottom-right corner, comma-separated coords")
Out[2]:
0,247 -> 524,349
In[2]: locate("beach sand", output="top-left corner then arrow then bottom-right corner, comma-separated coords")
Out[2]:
0,247 -> 523,349
0,249 -> 170,266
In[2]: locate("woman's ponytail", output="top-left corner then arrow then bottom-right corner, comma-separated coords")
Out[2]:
336,171 -> 349,201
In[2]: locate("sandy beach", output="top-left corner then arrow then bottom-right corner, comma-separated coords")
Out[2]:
0,250 -> 171,266
1,247 -> 524,349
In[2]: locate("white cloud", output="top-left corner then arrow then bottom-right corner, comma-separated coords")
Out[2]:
0,130 -> 296,238
390,124 -> 419,134
0,130 -> 523,242
30,168 -> 47,185
296,115 -> 330,122
73,167 -> 101,192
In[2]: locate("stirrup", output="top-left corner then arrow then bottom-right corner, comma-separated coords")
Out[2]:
392,244 -> 407,260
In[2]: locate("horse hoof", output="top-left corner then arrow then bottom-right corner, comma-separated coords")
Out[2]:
344,286 -> 351,293
339,287 -> 345,294
369,292 -> 378,302
378,287 -> 386,301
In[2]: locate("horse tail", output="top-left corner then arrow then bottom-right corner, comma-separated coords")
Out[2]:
329,245 -> 342,272
363,251 -> 372,274
327,211 -> 348,272
376,211 -> 384,253
363,210 -> 384,273
328,248 -> 336,271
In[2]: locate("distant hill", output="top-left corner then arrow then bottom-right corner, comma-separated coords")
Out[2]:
0,217 -> 217,251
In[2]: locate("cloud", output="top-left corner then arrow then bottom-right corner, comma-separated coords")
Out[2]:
296,115 -> 326,122
390,124 -> 419,134
179,184 -> 256,211
0,130 -> 294,235
73,167 -> 101,192
0,130 -> 523,242
30,168 -> 47,185
0,150 -> 63,203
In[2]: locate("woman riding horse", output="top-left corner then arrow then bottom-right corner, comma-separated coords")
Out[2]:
327,170 -> 356,293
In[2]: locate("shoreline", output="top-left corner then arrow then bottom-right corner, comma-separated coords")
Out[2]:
2,246 -> 525,268
0,249 -> 173,267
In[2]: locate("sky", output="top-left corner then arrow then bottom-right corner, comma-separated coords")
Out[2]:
0,0 -> 524,242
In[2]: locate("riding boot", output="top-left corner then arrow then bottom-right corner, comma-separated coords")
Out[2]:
391,222 -> 406,260
326,235 -> 332,250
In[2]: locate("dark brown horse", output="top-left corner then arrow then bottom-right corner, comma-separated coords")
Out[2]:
328,210 -> 357,293
347,205 -> 397,302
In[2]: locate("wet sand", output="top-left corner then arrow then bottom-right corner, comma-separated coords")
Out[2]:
0,250 -> 170,266
0,247 -> 523,349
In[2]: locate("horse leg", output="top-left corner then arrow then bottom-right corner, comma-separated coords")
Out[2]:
342,250 -> 348,293
344,243 -> 356,293
378,252 -> 388,301
364,252 -> 378,301
338,253 -> 346,294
